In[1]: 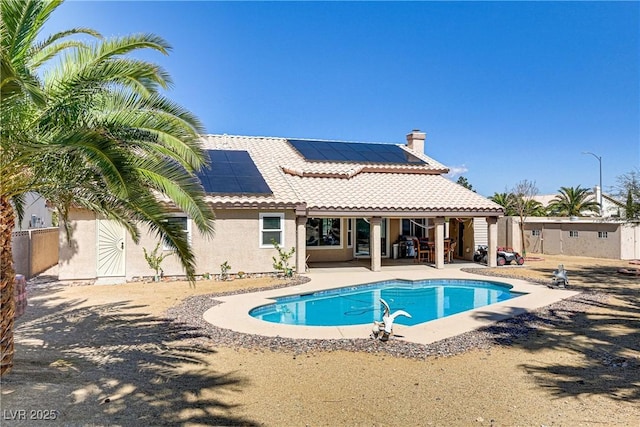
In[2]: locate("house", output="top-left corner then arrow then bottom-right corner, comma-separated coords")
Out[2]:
58,130 -> 505,282
12,192 -> 53,231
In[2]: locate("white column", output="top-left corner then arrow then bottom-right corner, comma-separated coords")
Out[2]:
370,217 -> 382,272
434,217 -> 445,269
296,215 -> 307,273
487,216 -> 498,268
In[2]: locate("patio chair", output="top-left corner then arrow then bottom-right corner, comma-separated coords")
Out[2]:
447,241 -> 457,263
412,238 -> 429,263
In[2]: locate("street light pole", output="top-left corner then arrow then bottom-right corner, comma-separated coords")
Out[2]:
582,151 -> 603,216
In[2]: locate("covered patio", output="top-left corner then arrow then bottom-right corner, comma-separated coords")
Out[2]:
295,213 -> 501,273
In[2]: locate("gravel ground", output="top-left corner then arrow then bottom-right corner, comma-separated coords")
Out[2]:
2,254 -> 639,426
165,281 -> 608,360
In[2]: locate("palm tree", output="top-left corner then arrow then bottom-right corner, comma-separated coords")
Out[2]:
547,186 -> 600,217
1,0 -> 215,376
523,199 -> 547,217
489,192 -> 517,216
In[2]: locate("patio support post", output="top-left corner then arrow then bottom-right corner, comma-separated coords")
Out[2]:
487,216 -> 498,268
370,217 -> 382,272
295,215 -> 307,273
434,217 -> 445,269
444,218 -> 450,241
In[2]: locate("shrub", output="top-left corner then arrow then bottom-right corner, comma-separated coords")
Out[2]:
143,242 -> 169,282
271,239 -> 295,277
220,261 -> 231,280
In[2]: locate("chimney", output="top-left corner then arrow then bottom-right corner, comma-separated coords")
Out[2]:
406,129 -> 426,154
594,185 -> 603,216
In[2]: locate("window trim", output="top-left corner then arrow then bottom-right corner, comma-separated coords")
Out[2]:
531,229 -> 541,237
569,230 -> 579,238
598,231 -> 608,239
259,212 -> 285,248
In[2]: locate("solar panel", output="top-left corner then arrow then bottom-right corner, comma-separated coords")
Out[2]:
197,150 -> 272,195
287,139 -> 425,164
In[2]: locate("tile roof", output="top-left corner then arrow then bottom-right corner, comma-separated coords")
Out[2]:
199,134 -> 503,216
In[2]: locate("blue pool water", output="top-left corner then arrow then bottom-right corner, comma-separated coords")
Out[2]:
250,279 -> 525,327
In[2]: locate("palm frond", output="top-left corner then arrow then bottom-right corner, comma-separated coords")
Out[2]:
44,49 -> 172,99
133,157 -> 214,236
10,193 -> 26,230
94,33 -> 172,62
44,129 -> 132,199
29,39 -> 95,70
1,0 -> 46,59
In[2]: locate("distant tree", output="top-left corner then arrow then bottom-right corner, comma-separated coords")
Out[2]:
489,192 -> 517,216
547,186 -> 599,217
509,180 -> 539,257
626,189 -> 640,220
456,176 -> 475,192
615,169 -> 640,220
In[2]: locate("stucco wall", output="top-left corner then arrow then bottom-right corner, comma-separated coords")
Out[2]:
554,223 -> 619,258
497,217 -> 523,252
58,209 -> 98,281
460,219 -> 475,261
124,208 -> 297,279
59,208 -> 299,281
496,217 -> 638,259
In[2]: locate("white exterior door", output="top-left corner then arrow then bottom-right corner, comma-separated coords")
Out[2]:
97,220 -> 125,277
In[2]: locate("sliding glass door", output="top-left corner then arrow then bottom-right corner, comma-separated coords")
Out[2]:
354,218 -> 387,258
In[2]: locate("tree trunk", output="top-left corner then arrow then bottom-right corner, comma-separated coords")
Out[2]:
519,222 -> 527,257
0,195 -> 16,376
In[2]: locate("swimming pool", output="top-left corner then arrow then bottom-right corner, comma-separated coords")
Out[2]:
250,279 -> 526,327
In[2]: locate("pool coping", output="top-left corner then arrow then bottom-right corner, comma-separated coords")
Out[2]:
202,263 -> 579,345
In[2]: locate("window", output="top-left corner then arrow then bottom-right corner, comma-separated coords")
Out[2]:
569,230 -> 579,238
347,219 -> 353,248
401,218 -> 427,238
598,231 -> 608,239
162,216 -> 191,250
306,218 -> 341,247
260,213 -> 284,247
401,219 -> 411,236
531,230 -> 541,237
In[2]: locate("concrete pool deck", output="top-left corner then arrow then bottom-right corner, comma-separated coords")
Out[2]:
202,262 -> 578,345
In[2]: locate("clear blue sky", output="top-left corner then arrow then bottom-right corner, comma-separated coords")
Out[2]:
43,0 -> 639,197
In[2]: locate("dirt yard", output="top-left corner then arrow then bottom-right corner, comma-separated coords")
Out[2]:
1,254 -> 639,426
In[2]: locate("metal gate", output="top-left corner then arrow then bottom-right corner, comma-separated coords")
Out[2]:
96,220 -> 125,277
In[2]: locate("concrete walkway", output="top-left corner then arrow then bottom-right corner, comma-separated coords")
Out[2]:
203,262 -> 578,345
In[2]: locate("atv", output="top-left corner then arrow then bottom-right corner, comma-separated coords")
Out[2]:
497,248 -> 525,266
473,245 -> 488,263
